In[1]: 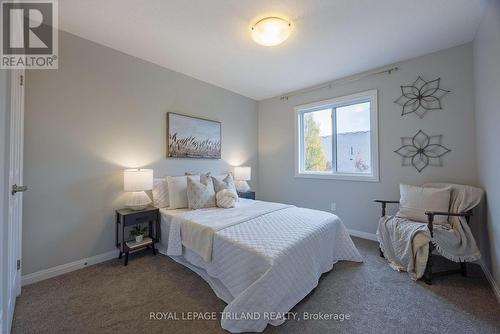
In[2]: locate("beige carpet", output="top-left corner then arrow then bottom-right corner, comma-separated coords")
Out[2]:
12,238 -> 500,334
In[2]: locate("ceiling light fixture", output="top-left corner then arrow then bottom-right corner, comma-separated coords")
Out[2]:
251,17 -> 291,46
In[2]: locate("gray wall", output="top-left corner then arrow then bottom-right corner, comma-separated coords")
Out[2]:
473,0 -> 500,290
23,31 -> 258,275
258,44 -> 478,233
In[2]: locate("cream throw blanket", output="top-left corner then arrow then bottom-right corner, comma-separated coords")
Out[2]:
377,183 -> 483,280
168,200 -> 292,262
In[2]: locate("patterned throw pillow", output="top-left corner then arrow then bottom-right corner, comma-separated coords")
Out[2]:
212,174 -> 238,196
152,178 -> 169,208
187,176 -> 216,209
216,189 -> 238,208
200,172 -> 212,184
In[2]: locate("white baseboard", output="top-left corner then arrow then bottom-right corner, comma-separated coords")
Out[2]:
347,228 -> 378,242
478,260 -> 500,303
21,250 -> 118,286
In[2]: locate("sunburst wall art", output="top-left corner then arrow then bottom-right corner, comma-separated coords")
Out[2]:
394,130 -> 451,173
394,76 -> 450,118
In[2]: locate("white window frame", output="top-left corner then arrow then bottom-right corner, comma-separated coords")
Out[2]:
294,89 -> 379,182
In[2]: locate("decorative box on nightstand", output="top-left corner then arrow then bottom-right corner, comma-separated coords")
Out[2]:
237,191 -> 255,200
115,206 -> 160,266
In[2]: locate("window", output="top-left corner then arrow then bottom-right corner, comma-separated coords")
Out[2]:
295,89 -> 378,181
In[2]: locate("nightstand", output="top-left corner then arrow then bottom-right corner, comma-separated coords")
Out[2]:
237,191 -> 255,200
115,206 -> 160,266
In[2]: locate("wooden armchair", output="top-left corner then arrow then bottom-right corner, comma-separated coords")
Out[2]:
374,199 -> 473,285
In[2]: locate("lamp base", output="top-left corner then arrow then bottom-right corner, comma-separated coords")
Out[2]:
126,191 -> 152,211
235,180 -> 250,192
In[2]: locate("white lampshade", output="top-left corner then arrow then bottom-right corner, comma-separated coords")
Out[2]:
234,166 -> 251,181
123,169 -> 153,192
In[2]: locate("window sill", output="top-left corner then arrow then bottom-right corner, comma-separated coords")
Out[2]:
295,171 -> 379,182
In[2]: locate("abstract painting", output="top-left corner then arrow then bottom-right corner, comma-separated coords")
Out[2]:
167,113 -> 221,159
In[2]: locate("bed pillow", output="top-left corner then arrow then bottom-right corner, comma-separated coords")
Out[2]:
200,172 -> 213,184
202,172 -> 229,189
216,189 -> 238,208
167,175 -> 199,209
211,173 -> 230,181
212,174 -> 238,195
152,178 -> 169,208
396,184 -> 451,224
187,176 -> 216,209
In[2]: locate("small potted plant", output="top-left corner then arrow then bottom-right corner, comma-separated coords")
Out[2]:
130,225 -> 148,243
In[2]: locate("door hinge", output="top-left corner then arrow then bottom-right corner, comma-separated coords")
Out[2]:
17,259 -> 21,270
20,74 -> 23,86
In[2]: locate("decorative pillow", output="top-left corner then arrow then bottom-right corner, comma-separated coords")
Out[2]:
216,189 -> 238,208
187,176 -> 216,209
152,178 -> 169,208
167,175 -> 199,209
212,174 -> 238,195
211,173 -> 230,181
396,184 -> 451,224
200,172 -> 212,184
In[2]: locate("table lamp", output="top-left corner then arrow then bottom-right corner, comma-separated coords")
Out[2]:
123,169 -> 153,210
234,166 -> 251,192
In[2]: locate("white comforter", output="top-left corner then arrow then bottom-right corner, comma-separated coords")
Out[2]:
160,199 -> 362,333
168,200 -> 292,261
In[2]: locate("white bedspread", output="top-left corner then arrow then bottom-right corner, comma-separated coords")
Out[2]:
167,200 -> 292,261
159,199 -> 362,333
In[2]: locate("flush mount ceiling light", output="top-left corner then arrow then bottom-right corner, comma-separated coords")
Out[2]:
251,17 -> 291,46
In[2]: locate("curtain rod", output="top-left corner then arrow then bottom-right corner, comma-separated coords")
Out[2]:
280,66 -> 399,101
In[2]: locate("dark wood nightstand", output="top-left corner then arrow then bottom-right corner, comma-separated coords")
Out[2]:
237,191 -> 255,200
115,206 -> 160,266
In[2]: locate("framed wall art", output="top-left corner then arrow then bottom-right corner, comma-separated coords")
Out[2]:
167,112 -> 221,159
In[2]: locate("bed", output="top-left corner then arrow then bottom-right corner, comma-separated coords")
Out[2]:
158,198 -> 362,333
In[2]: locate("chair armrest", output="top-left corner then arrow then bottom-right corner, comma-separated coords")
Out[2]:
424,211 -> 473,237
374,200 -> 400,217
424,211 -> 472,218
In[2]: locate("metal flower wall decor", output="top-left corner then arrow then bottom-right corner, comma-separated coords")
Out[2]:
394,130 -> 451,173
394,76 -> 450,118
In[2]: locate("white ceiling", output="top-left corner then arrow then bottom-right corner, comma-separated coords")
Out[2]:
59,0 -> 484,100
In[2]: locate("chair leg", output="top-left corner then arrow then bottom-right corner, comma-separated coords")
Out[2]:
423,261 -> 432,285
460,262 -> 467,277
423,243 -> 433,285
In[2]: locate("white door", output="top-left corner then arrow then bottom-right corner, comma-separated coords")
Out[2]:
4,69 -> 25,333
